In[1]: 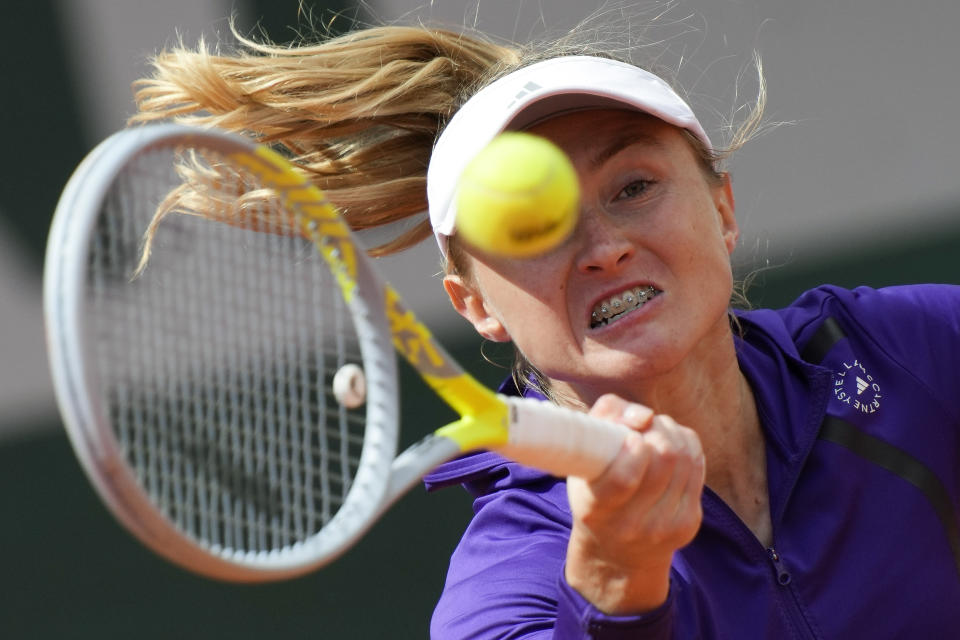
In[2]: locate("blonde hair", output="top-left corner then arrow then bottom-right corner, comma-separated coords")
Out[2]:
131,24 -> 521,256
131,18 -> 768,399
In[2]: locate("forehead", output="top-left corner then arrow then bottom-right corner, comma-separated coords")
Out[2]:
524,108 -> 688,165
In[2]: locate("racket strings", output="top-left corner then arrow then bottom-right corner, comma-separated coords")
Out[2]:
88,147 -> 369,554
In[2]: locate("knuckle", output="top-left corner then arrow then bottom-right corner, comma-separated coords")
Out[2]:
657,446 -> 680,467
680,516 -> 703,543
654,414 -> 678,430
595,393 -> 623,411
678,503 -> 703,530
604,459 -> 645,494
647,518 -> 684,547
680,425 -> 702,446
644,429 -> 670,452
590,393 -> 626,419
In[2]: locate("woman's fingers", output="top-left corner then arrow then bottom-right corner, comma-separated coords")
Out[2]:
590,393 -> 655,431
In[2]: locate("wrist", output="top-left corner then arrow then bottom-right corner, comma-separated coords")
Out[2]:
557,573 -> 676,638
564,548 -> 673,615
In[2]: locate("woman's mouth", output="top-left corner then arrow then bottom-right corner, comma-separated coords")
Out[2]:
589,285 -> 661,329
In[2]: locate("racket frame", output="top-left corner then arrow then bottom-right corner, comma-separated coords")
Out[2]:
44,125 -> 405,580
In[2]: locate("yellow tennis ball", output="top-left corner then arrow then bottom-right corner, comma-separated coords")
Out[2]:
455,132 -> 579,258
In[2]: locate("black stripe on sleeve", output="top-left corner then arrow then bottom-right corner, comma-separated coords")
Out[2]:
801,317 -> 847,365
819,416 -> 960,578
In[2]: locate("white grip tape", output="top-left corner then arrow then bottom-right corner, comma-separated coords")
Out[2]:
498,395 -> 630,481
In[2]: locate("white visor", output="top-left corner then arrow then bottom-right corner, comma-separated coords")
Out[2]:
426,55 -> 711,259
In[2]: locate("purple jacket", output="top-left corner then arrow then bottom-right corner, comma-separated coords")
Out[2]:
425,285 -> 960,638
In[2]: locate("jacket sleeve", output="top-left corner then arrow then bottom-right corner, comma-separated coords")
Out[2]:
430,480 -> 676,639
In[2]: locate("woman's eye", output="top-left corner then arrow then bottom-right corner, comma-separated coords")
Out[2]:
616,179 -> 652,200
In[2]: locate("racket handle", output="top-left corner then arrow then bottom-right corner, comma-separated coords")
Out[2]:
499,395 -> 631,481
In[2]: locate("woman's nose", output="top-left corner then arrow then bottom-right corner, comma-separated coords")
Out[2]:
573,208 -> 635,273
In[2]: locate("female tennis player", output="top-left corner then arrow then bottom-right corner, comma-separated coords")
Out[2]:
131,20 -> 960,639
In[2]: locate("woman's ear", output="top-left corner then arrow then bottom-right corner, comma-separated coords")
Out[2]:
443,274 -> 511,342
714,173 -> 739,254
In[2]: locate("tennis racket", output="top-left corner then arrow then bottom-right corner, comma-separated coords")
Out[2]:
44,124 -> 629,582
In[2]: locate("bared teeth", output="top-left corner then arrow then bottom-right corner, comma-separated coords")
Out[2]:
590,286 -> 658,328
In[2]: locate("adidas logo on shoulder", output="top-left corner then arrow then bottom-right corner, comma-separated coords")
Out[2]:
834,359 -> 883,414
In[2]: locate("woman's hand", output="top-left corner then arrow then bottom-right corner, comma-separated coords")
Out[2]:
565,394 -> 706,615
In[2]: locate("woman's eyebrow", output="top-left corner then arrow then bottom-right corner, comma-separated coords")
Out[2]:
590,132 -> 665,169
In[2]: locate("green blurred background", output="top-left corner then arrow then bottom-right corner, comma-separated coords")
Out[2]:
1,0 -> 957,637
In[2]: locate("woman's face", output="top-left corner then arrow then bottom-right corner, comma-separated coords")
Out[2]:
444,109 -> 739,407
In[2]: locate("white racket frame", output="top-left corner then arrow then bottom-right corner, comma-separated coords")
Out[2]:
44,125 -> 403,581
